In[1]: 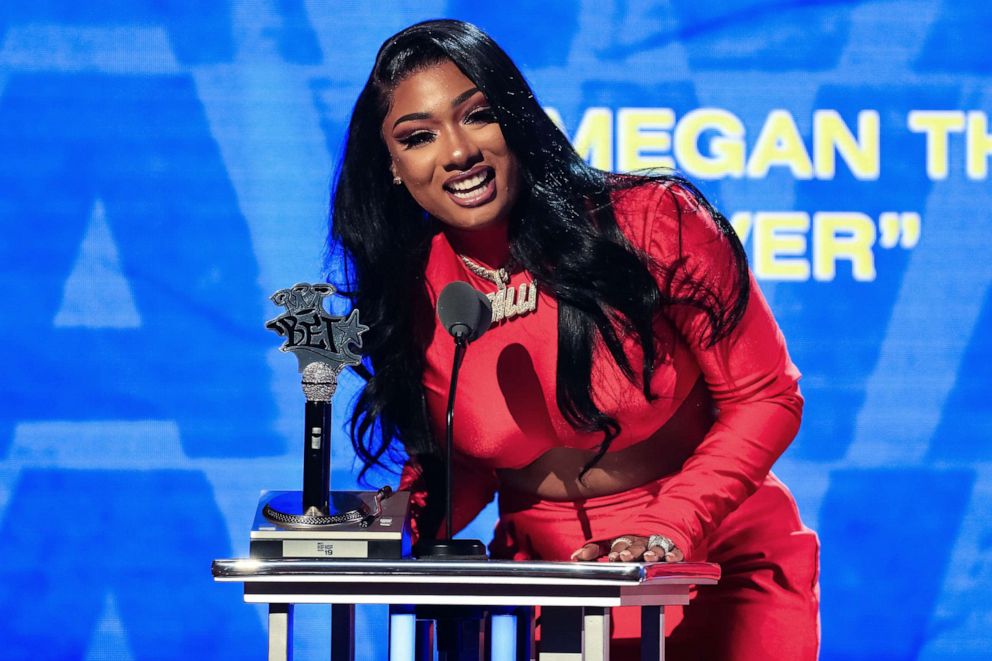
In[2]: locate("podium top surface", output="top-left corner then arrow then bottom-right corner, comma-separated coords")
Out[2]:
212,558 -> 720,586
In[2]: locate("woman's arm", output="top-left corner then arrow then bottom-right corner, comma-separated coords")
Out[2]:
574,182 -> 803,561
399,451 -> 500,544
632,273 -> 803,559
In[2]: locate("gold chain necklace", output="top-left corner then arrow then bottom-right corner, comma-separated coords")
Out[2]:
458,255 -> 538,324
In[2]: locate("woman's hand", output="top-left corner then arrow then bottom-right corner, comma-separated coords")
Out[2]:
569,535 -> 684,563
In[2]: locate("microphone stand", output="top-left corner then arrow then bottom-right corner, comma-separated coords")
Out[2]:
414,330 -> 487,559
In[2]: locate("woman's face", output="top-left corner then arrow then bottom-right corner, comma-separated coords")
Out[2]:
382,60 -> 520,232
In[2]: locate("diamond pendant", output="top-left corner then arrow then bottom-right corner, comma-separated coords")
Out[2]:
487,282 -> 538,323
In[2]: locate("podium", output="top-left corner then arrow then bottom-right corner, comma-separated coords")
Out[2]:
212,558 -> 720,660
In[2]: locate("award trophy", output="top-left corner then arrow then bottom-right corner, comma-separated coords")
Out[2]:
248,283 -> 411,560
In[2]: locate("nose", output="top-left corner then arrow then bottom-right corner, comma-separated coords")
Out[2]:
443,126 -> 482,171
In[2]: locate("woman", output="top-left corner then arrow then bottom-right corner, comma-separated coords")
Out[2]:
329,19 -> 819,659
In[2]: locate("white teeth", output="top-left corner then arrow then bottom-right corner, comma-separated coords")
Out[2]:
452,188 -> 482,199
448,171 -> 488,191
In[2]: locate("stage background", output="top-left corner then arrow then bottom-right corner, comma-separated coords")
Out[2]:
1,1 -> 989,658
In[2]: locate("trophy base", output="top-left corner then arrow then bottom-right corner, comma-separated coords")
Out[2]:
413,538 -> 488,560
251,490 -> 412,559
262,491 -> 373,528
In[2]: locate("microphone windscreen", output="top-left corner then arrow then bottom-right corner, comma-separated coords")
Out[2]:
436,281 -> 492,342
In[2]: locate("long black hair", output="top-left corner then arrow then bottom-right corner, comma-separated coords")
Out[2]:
327,19 -> 749,484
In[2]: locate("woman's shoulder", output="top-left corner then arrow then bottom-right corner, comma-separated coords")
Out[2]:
609,177 -> 729,260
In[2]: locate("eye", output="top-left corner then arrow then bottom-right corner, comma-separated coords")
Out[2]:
397,130 -> 435,149
464,106 -> 496,124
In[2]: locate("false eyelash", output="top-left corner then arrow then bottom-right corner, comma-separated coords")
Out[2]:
398,131 -> 435,149
465,106 -> 495,123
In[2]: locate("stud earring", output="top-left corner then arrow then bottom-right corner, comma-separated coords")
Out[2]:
392,176 -> 402,185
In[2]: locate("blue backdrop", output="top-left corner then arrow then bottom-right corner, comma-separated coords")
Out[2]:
1,1 -> 989,659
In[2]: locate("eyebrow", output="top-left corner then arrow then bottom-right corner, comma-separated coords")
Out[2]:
451,86 -> 481,107
392,87 -> 483,129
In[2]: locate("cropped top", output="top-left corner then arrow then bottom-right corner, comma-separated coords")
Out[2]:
401,182 -> 803,556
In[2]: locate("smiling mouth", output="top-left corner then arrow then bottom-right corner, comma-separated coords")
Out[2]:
444,167 -> 497,207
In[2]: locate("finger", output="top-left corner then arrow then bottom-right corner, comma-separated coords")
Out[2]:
665,548 -> 685,563
608,537 -> 631,562
569,543 -> 596,561
570,542 -> 606,561
642,545 -> 666,563
619,539 -> 648,562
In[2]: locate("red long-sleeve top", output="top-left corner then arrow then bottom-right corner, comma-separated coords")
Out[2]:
400,182 -> 803,558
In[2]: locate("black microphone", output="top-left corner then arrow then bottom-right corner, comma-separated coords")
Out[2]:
413,281 -> 492,560
300,361 -> 336,517
436,280 -> 492,342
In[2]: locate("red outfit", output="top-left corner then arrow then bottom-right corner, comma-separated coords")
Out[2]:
400,182 -> 820,659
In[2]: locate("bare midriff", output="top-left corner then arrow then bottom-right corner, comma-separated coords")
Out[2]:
496,377 -> 715,501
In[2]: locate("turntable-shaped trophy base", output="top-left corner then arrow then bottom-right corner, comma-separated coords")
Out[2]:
212,558 -> 720,660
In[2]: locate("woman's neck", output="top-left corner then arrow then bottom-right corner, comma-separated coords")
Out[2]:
442,220 -> 511,269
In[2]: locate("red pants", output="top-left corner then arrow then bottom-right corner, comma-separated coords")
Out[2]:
491,473 -> 820,660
